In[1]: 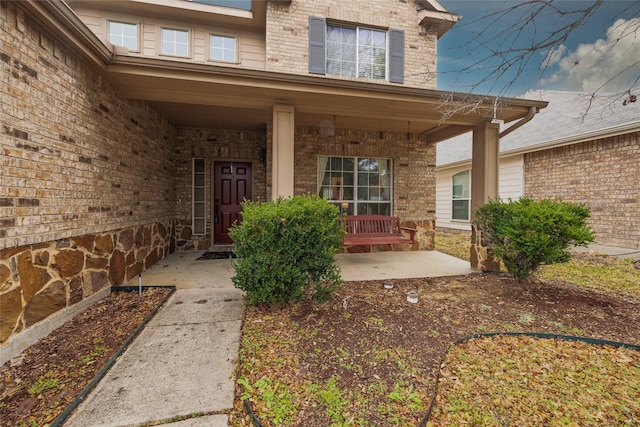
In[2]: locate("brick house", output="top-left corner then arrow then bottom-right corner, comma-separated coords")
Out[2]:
1,0 -> 546,360
436,89 -> 640,249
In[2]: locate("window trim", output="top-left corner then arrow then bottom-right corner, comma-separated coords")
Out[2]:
106,19 -> 140,52
326,23 -> 388,80
208,33 -> 239,63
159,26 -> 191,58
451,170 -> 471,222
193,158 -> 206,235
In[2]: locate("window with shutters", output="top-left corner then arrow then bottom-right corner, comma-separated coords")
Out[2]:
309,17 -> 404,83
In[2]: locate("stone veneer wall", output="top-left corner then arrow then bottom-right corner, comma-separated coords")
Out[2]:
524,131 -> 640,249
0,222 -> 174,346
1,3 -> 178,350
294,126 -> 436,250
174,128 -> 268,250
266,0 -> 439,89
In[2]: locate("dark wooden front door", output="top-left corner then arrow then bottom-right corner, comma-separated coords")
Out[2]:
214,162 -> 252,245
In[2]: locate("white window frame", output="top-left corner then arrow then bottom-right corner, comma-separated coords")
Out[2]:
160,27 -> 190,57
318,156 -> 393,216
326,24 -> 387,80
193,158 -> 206,235
209,34 -> 238,63
451,170 -> 471,222
107,20 -> 139,51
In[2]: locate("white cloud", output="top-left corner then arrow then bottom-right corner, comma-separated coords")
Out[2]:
542,44 -> 566,67
539,18 -> 640,92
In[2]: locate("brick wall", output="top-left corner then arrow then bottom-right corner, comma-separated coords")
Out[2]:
1,2 -> 178,348
524,131 -> 640,249
294,126 -> 436,249
266,0 -> 438,88
1,2 -> 177,249
174,128 -> 268,249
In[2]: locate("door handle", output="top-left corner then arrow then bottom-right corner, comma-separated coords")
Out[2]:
214,199 -> 219,224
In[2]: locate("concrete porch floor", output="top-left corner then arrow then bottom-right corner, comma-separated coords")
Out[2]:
134,249 -> 477,289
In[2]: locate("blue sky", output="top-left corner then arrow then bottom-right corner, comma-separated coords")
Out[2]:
437,1 -> 640,97
192,0 -> 251,10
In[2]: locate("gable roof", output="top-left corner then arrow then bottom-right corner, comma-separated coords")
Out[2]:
436,89 -> 640,167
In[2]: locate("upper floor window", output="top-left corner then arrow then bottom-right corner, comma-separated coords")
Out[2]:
327,25 -> 386,80
452,170 -> 471,221
161,28 -> 189,56
309,17 -> 404,83
210,35 -> 236,62
108,21 -> 138,51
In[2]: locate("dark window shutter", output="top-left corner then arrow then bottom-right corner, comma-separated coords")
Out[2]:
389,28 -> 404,83
309,16 -> 326,74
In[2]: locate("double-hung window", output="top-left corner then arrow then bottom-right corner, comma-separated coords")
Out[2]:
326,25 -> 386,79
318,156 -> 392,216
452,170 -> 471,221
161,28 -> 189,56
309,17 -> 404,83
108,21 -> 138,51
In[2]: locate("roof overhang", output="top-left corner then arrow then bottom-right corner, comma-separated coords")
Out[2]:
105,55 -> 547,141
20,0 -> 547,142
416,0 -> 461,38
436,121 -> 640,170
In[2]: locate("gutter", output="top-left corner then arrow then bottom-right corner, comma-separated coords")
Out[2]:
499,106 -> 537,139
19,0 -> 112,67
436,121 -> 640,170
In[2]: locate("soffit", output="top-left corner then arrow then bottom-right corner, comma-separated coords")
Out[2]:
107,56 -> 547,139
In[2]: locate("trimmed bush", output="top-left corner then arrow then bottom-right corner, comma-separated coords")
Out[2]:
229,195 -> 343,306
474,197 -> 595,281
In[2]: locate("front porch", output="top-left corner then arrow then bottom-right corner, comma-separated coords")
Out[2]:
125,248 -> 477,289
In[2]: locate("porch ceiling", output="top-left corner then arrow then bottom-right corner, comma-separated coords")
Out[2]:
106,56 -> 548,141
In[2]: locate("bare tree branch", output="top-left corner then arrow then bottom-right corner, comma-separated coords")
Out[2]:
437,0 -> 640,110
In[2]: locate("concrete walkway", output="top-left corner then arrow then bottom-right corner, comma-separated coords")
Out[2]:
63,250 -> 475,426
572,243 -> 640,259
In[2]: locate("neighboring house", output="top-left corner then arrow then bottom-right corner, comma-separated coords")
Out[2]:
436,89 -> 640,249
1,0 -> 546,360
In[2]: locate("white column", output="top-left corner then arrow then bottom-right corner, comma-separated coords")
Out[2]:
272,105 -> 295,199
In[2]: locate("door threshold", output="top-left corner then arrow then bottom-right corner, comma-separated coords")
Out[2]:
208,245 -> 234,252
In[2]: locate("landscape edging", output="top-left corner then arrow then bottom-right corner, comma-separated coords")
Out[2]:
49,285 -> 176,427
417,331 -> 640,426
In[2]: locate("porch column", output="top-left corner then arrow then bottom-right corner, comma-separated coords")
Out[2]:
272,105 -> 295,199
470,121 -> 501,271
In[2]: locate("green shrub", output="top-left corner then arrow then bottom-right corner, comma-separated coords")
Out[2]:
229,195 -> 343,306
473,197 -> 595,281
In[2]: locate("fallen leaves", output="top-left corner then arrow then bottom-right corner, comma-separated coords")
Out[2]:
232,275 -> 640,426
430,335 -> 640,426
0,288 -> 171,427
